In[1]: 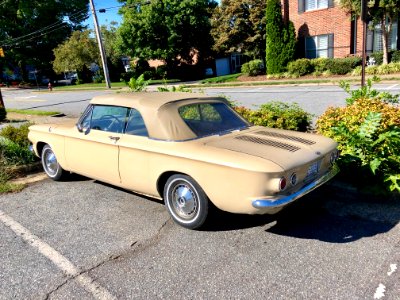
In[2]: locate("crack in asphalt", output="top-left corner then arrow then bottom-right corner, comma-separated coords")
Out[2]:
43,217 -> 173,299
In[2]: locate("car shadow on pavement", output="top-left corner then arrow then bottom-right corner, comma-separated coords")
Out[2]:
204,185 -> 399,243
93,179 -> 399,242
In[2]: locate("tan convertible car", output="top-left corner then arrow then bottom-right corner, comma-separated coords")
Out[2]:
29,92 -> 339,229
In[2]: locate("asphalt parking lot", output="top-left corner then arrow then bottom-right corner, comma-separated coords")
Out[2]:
1,176 -> 399,299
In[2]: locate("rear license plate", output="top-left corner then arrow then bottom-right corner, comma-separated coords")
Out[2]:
307,161 -> 320,177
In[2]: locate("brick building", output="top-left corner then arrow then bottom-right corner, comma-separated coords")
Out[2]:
282,0 -> 399,59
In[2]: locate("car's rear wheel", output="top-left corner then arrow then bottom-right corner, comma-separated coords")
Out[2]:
41,144 -> 65,181
164,175 -> 208,229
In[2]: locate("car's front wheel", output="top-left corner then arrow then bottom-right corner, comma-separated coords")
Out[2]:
41,144 -> 65,181
164,175 -> 208,229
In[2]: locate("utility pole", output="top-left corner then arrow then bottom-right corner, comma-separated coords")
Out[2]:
89,0 -> 111,89
361,0 -> 367,87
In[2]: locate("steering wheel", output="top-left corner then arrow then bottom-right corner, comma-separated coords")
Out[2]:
100,115 -> 122,132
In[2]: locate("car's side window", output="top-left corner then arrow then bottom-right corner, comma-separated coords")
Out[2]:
125,108 -> 148,137
90,105 -> 129,133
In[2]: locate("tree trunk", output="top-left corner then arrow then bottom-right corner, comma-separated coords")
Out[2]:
381,16 -> 389,65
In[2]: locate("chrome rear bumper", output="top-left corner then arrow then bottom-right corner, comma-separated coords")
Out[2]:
252,164 -> 339,209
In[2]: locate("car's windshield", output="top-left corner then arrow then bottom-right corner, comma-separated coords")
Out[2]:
178,102 -> 250,138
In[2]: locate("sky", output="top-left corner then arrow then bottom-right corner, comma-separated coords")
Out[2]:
86,0 -> 123,29
86,0 -> 221,28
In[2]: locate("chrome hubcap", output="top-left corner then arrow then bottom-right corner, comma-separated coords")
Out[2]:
44,150 -> 58,176
171,183 -> 197,219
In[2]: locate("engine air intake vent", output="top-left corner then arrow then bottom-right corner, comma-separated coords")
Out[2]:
235,135 -> 300,152
255,130 -> 316,145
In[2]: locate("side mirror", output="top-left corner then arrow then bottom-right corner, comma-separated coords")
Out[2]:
76,123 -> 91,135
76,123 -> 83,132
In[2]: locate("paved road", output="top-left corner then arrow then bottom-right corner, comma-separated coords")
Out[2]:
1,177 -> 399,299
2,83 -> 399,119
1,84 -> 400,298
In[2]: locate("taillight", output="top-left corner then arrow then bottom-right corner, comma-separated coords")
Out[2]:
290,173 -> 297,186
279,177 -> 287,191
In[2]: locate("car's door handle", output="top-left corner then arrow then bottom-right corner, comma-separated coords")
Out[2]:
108,136 -> 120,142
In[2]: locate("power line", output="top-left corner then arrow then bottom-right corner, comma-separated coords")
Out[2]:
0,7 -> 89,47
0,3 -> 131,48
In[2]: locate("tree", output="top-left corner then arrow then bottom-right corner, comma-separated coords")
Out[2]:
52,30 -> 99,81
211,0 -> 266,60
101,22 -> 126,81
340,0 -> 400,64
115,0 -> 216,73
0,0 -> 89,81
265,0 -> 296,74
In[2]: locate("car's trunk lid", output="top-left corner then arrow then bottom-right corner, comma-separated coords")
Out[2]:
204,127 -> 336,170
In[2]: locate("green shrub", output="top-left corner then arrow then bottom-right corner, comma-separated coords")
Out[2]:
157,85 -> 192,92
317,96 -> 400,192
287,59 -> 313,76
324,57 -> 362,75
266,0 -> 296,74
127,74 -> 149,92
233,102 -> 313,132
0,138 -> 35,165
370,52 -> 383,65
340,77 -> 399,105
311,58 -> 330,73
156,65 -> 168,79
391,50 -> 400,63
241,59 -> 264,76
0,123 -> 32,146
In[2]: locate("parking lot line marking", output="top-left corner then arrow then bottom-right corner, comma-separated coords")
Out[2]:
0,209 -> 116,300
385,84 -> 398,90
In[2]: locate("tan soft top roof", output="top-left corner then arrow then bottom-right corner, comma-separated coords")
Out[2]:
90,92 -> 229,140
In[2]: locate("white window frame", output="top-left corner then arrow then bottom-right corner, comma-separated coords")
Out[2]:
305,0 -> 328,11
305,34 -> 333,58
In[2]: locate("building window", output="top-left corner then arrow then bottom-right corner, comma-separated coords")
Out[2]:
298,0 -> 333,13
372,19 -> 398,52
305,34 -> 334,58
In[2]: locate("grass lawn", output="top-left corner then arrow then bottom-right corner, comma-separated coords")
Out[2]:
52,79 -> 181,91
6,109 -> 60,116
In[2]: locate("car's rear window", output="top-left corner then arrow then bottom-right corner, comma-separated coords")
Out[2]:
178,103 -> 249,137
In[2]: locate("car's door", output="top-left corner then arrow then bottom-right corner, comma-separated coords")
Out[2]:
65,105 -> 129,185
118,108 -> 153,193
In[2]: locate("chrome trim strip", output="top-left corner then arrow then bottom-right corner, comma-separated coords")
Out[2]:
252,164 -> 339,209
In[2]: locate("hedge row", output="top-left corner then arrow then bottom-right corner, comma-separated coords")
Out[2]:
287,57 -> 362,76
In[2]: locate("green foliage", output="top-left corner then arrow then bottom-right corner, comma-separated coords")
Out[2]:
157,85 -> 192,92
370,52 -> 383,65
0,123 -> 36,166
0,123 -> 32,147
287,59 -> 313,76
201,73 -> 241,84
352,62 -> 400,76
52,30 -> 99,74
324,57 -> 362,75
266,0 -> 296,74
233,102 -> 312,132
0,0 -> 89,81
391,50 -> 400,63
127,74 -> 149,92
339,77 -> 399,105
211,0 -> 266,59
317,89 -> 400,193
339,0 -> 400,64
241,59 -> 264,76
287,57 -> 362,76
116,0 -> 215,72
